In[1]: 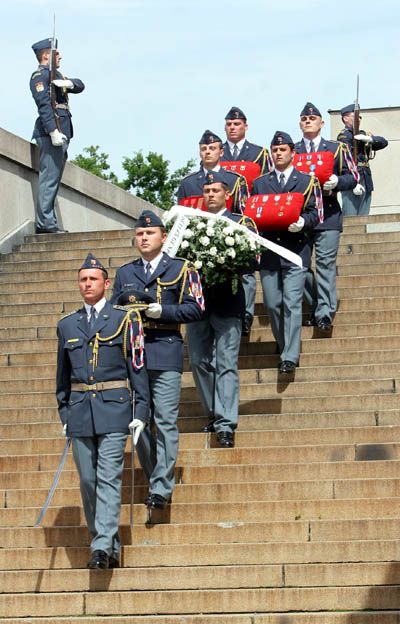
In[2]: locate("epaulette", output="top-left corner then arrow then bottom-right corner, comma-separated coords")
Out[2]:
116,259 -> 137,270
173,256 -> 188,264
60,309 -> 79,320
30,70 -> 42,80
179,169 -> 198,182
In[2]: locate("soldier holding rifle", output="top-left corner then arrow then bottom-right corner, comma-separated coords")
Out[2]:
30,34 -> 84,234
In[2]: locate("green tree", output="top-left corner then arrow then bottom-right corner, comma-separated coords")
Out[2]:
121,151 -> 195,210
71,146 -> 120,184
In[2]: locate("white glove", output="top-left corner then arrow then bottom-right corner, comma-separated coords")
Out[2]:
353,183 -> 365,196
145,303 -> 162,319
49,129 -> 67,146
62,423 -> 67,437
288,216 -> 305,233
52,79 -> 74,89
354,133 -> 372,144
323,174 -> 339,191
129,418 -> 145,445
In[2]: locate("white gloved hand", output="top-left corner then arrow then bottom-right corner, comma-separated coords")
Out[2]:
353,183 -> 365,196
145,303 -> 162,319
52,79 -> 74,89
129,418 -> 145,445
288,216 -> 305,233
49,129 -> 67,146
354,133 -> 372,144
323,174 -> 339,191
62,423 -> 67,437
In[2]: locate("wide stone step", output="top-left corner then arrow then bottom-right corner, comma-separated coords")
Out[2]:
3,495 -> 400,527
1,458 -> 399,490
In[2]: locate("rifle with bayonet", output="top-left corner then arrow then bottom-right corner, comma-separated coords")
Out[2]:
49,15 -> 61,132
352,74 -> 360,163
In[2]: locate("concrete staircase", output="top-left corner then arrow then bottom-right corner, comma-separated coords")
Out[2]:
0,213 -> 400,622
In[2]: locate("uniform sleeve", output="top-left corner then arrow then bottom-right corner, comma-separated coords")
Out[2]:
302,178 -> 320,231
110,269 -> 123,304
177,180 -> 186,201
125,317 -> 150,424
30,69 -> 57,134
370,134 -> 388,151
55,324 -> 71,424
66,78 -> 85,94
159,265 -> 204,323
334,144 -> 357,191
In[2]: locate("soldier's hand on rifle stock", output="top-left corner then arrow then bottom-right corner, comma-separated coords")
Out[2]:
52,79 -> 74,89
50,129 -> 67,146
354,134 -> 372,143
129,419 -> 145,445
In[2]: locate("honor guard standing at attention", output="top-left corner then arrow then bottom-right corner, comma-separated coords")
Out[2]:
111,210 -> 204,510
56,254 -> 150,569
337,104 -> 388,216
222,107 -> 270,336
30,37 -> 85,234
295,102 -> 358,332
187,171 -> 257,447
251,132 -> 320,374
177,130 -> 248,214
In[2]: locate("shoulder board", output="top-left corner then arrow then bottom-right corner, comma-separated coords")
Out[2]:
180,169 -> 199,182
30,70 -> 43,80
173,256 -> 188,264
248,142 -> 264,151
60,309 -> 79,320
116,259 -> 137,270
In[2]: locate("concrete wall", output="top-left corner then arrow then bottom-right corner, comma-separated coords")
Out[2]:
329,106 -> 400,213
0,127 -> 159,254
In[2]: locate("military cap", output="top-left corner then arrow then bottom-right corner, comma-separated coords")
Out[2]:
300,102 -> 322,117
117,289 -> 155,306
31,38 -> 55,54
79,253 -> 108,277
135,210 -> 164,229
225,106 -> 247,121
340,104 -> 355,116
270,131 -> 294,147
203,170 -> 229,186
199,129 -> 222,145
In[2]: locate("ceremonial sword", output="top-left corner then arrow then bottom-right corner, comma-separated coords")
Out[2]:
35,437 -> 71,527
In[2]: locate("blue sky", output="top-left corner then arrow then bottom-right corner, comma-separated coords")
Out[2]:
2,0 -> 399,180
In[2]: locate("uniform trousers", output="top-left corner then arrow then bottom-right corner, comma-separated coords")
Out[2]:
72,432 -> 128,557
187,313 -> 242,433
242,273 -> 256,321
260,266 -> 307,364
341,190 -> 372,216
135,369 -> 181,500
36,136 -> 69,230
304,230 -> 341,322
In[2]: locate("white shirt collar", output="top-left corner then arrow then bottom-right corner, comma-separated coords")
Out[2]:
84,297 -> 106,317
141,251 -> 164,272
227,138 -> 245,154
202,163 -> 221,175
303,135 -> 321,151
275,165 -> 294,183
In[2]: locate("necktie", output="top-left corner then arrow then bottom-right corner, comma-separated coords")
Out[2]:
310,140 -> 315,153
232,144 -> 239,160
279,172 -> 286,189
145,262 -> 152,280
89,306 -> 96,330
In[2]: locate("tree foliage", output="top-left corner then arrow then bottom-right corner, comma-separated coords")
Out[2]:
72,145 -> 195,210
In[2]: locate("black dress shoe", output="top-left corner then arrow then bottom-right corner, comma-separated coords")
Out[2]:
217,431 -> 234,448
35,227 -> 68,234
145,493 -> 169,509
317,316 -> 332,332
109,556 -> 120,568
303,313 -> 317,327
241,313 -> 253,336
201,419 -> 215,433
278,360 -> 296,374
87,549 -> 109,569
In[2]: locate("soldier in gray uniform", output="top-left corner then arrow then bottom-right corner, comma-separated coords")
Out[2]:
30,38 -> 84,233
56,254 -> 150,569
